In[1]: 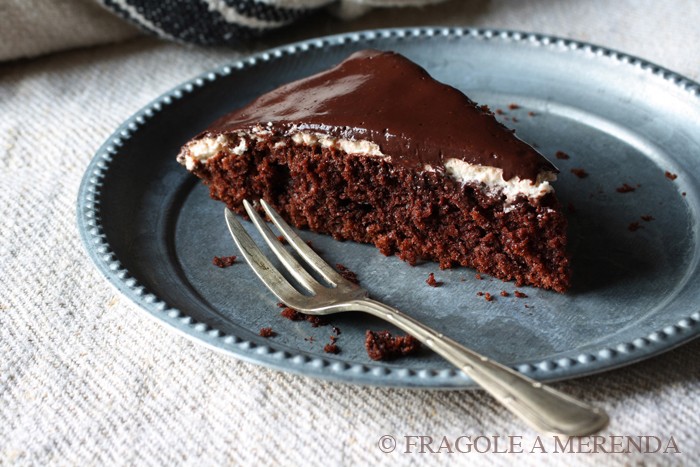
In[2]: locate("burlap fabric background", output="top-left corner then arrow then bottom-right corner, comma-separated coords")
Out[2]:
1,0 -> 699,465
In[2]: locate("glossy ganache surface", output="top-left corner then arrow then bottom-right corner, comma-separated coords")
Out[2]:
201,49 -> 556,182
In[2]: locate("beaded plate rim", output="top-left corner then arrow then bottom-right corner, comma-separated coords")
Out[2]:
77,27 -> 700,389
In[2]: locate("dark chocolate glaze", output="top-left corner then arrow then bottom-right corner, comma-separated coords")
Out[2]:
203,50 -> 556,181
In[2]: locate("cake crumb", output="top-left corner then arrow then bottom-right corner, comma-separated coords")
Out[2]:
277,235 -> 288,244
641,215 -> 655,222
479,104 -> 491,113
514,290 -> 528,299
280,307 -> 304,321
528,111 -> 536,117
555,151 -> 570,160
484,292 -> 494,302
475,273 -> 483,280
616,183 -> 636,193
665,171 -> 678,181
332,326 -> 341,336
508,103 -> 521,110
279,307 -> 327,326
212,255 -> 237,268
323,343 -> 340,354
495,108 -> 505,115
426,273 -> 443,287
277,302 -> 287,308
682,192 -> 687,197
336,263 -> 359,284
476,291 -> 484,297
365,330 -> 421,361
500,290 -> 509,297
511,117 -> 519,123
571,168 -> 588,178
259,327 -> 276,338
628,222 -> 643,232
305,315 -> 328,327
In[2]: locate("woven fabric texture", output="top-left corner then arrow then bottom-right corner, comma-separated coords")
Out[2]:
1,0 -> 699,465
0,0 -> 140,61
96,0 -> 449,45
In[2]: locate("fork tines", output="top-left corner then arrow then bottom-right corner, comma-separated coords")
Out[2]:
224,200 -> 360,309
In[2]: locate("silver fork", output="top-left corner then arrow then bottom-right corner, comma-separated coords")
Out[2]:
225,199 -> 609,436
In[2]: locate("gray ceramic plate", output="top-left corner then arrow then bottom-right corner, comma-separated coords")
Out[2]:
78,28 -> 700,389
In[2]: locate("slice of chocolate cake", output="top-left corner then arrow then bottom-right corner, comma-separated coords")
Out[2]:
178,50 -> 570,292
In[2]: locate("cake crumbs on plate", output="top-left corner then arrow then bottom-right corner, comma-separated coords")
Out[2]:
279,305 -> 328,327
332,326 -> 341,335
365,330 -> 421,361
259,327 -> 276,338
280,307 -> 305,321
426,273 -> 443,287
628,222 -> 643,232
475,273 -> 483,280
306,315 -> 328,327
570,168 -> 588,178
665,171 -> 678,180
514,290 -> 528,298
555,151 -> 570,160
528,111 -> 537,117
616,183 -> 636,193
324,333 -> 341,353
277,235 -> 288,244
336,263 -> 359,284
500,290 -> 509,297
212,255 -> 237,268
508,103 -> 521,110
641,215 -> 655,222
484,292 -> 494,302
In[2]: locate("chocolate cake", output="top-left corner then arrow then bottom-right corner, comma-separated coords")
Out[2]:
178,50 -> 571,291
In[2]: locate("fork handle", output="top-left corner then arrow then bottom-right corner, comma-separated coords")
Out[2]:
351,298 -> 609,436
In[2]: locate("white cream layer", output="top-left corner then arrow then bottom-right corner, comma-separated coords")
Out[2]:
180,127 -> 555,202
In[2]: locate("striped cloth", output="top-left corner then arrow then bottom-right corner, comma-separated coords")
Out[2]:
98,0 -> 448,45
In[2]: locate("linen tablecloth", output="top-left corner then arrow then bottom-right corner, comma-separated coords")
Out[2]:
1,1 -> 698,465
